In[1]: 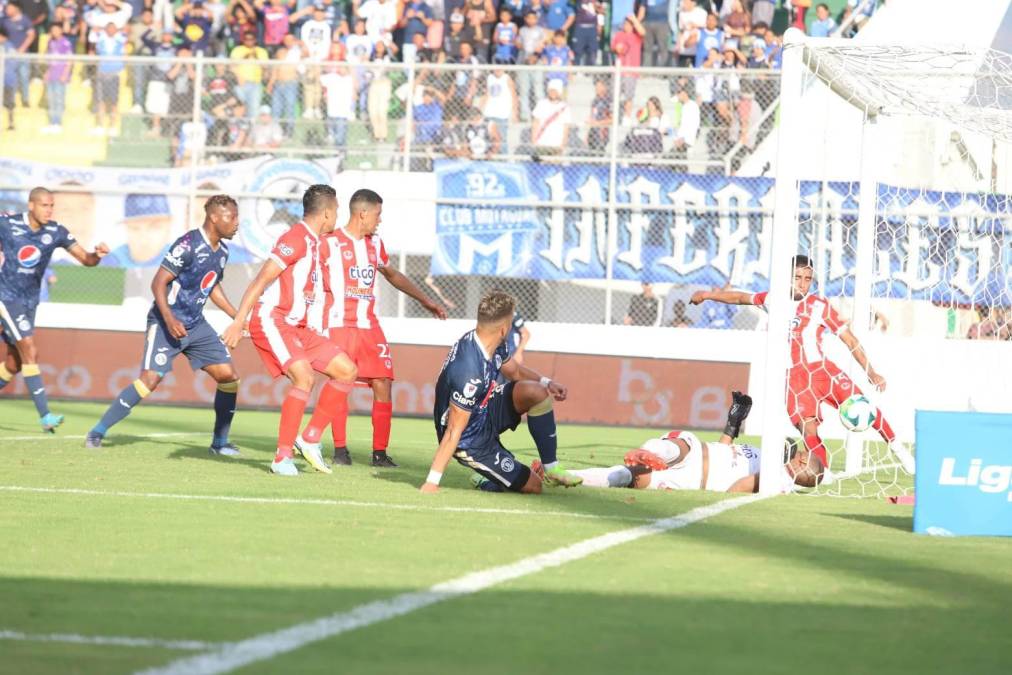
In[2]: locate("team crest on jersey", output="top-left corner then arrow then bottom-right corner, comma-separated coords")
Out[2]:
41,233 -> 53,245
172,245 -> 186,258
17,316 -> 30,331
462,379 -> 480,398
17,245 -> 41,268
279,244 -> 294,257
494,354 -> 502,369
200,271 -> 218,295
154,353 -> 168,366
342,250 -> 353,260
219,258 -> 226,268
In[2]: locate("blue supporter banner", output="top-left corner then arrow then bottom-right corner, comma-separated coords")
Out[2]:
914,411 -> 1012,537
432,160 -> 1012,304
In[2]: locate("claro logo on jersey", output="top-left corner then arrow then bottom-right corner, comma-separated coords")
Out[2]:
17,245 -> 41,268
349,265 -> 376,285
200,271 -> 218,296
939,458 -> 1012,499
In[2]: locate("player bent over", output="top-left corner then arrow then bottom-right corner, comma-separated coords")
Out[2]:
299,188 -> 446,468
572,392 -> 823,493
0,187 -> 109,432
221,185 -> 357,476
420,290 -> 582,494
691,255 -> 915,475
86,196 -> 243,452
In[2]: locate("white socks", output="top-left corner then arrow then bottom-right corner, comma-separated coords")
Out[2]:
571,466 -> 633,488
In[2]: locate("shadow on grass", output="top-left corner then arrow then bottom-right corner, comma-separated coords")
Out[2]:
830,513 -> 912,532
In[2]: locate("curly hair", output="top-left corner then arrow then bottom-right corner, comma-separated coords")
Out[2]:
477,290 -> 516,326
204,194 -> 237,214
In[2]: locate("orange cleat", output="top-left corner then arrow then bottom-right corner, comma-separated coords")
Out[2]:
624,448 -> 668,473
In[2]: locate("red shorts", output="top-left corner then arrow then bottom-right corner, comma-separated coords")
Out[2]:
786,361 -> 863,425
327,324 -> 394,382
249,311 -> 343,378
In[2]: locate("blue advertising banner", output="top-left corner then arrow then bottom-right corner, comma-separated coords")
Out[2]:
914,411 -> 1012,537
433,160 -> 1012,304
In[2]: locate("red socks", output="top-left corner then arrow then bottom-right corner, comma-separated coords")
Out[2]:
276,388 -> 310,460
302,380 -> 353,443
330,387 -> 350,448
372,401 -> 392,452
872,409 -> 896,443
803,435 -> 828,467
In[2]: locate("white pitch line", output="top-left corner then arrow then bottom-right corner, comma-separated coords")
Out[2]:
2,432 -> 207,442
0,630 -> 223,651
0,485 -> 658,523
137,494 -> 765,675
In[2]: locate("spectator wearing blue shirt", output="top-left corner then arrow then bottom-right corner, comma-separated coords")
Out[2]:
1,3 -> 35,107
543,0 -> 573,33
94,22 -> 127,135
500,0 -> 528,25
413,86 -> 444,145
809,3 -> 837,38
491,7 -> 518,63
542,30 -> 573,85
399,0 -> 433,63
694,13 -> 723,67
175,1 -> 214,55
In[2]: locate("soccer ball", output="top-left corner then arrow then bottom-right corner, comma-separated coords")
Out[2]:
839,394 -> 876,432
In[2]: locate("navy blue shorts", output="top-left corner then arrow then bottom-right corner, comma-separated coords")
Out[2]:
0,297 -> 37,344
453,382 -> 530,491
141,318 -> 231,375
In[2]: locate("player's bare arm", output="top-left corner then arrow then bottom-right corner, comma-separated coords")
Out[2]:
421,404 -> 471,493
838,328 -> 886,391
66,241 -> 110,267
151,267 -> 188,339
222,260 -> 285,348
378,266 -> 447,319
726,474 -> 759,493
499,359 -> 567,401
515,325 -> 531,363
209,283 -> 239,320
690,288 -> 755,305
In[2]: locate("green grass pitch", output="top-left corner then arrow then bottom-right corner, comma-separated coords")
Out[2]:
0,399 -> 1009,674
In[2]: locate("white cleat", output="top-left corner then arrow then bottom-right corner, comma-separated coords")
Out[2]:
295,436 -> 333,474
270,457 -> 299,476
889,442 -> 916,475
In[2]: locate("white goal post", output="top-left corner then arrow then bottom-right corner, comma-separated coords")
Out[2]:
758,29 -> 1012,497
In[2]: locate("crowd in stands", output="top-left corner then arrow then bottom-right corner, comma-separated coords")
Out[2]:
0,0 -> 880,163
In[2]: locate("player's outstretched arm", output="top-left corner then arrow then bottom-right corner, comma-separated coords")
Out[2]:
838,328 -> 886,391
689,288 -> 755,306
500,359 -> 567,402
719,391 -> 752,444
151,267 -> 188,339
221,260 -> 285,348
66,242 -> 110,267
421,405 -> 471,493
379,266 -> 447,319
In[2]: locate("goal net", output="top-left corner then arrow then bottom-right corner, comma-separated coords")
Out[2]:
758,31 -> 1012,497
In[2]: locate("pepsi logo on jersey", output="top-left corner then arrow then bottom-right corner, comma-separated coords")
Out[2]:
17,245 -> 41,268
200,271 -> 218,295
349,265 -> 376,285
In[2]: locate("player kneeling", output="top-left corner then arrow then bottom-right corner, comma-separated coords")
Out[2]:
571,392 -> 825,493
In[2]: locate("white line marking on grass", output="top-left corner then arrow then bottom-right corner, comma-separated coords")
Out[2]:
138,494 -> 766,675
0,485 -> 657,522
0,630 -> 222,651
2,432 -> 207,442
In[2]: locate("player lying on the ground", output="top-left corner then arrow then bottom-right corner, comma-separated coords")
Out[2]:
420,290 -> 582,494
86,196 -> 243,454
690,255 -> 915,475
296,188 -> 446,468
221,185 -> 357,476
0,187 -> 109,432
570,391 -> 824,493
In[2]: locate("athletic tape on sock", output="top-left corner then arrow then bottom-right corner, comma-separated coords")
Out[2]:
22,363 -> 41,377
528,395 -> 553,416
217,379 -> 240,393
0,364 -> 12,382
133,379 -> 152,398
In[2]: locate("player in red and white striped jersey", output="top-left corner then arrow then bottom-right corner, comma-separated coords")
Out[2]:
300,188 -> 447,467
690,255 -> 915,477
222,185 -> 358,477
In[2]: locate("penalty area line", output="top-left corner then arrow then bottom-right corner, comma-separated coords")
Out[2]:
137,493 -> 767,675
2,432 -> 208,442
0,630 -> 224,651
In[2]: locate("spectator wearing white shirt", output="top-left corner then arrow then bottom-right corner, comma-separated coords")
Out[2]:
85,0 -> 133,46
675,0 -> 706,67
480,67 -> 518,155
530,78 -> 571,155
358,0 -> 399,44
298,3 -> 332,119
251,103 -> 284,147
319,56 -> 355,149
345,18 -> 374,118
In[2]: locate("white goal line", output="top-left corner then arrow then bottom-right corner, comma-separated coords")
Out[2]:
1,432 -> 208,442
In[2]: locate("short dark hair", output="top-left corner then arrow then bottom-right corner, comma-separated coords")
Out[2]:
349,188 -> 383,213
477,290 -> 516,326
205,194 -> 237,213
302,184 -> 337,216
28,186 -> 52,202
793,254 -> 813,270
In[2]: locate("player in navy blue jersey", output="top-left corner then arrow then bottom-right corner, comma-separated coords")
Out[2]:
421,290 -> 582,494
85,195 -> 244,455
0,187 -> 110,432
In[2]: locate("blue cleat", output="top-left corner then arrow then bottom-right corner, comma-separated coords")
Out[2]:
40,413 -> 64,433
84,432 -> 103,449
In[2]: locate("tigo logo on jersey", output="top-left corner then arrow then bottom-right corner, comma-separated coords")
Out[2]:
17,245 -> 41,268
349,266 -> 376,285
200,271 -> 218,295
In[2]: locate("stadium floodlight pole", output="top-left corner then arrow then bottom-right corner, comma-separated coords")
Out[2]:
604,61 -> 623,325
758,28 -> 807,496
401,60 -> 417,172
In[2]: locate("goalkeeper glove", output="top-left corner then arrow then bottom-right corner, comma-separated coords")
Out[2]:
723,390 -> 753,439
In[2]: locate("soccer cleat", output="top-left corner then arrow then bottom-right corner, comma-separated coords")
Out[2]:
40,413 -> 64,433
295,437 -> 333,474
209,443 -> 241,458
889,442 -> 916,475
624,448 -> 667,473
371,451 -> 398,468
332,447 -> 352,466
84,432 -> 103,449
270,457 -> 299,476
470,474 -> 490,490
542,463 -> 583,488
